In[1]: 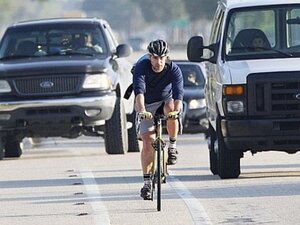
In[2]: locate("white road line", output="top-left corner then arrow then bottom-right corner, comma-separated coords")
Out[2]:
80,169 -> 111,225
168,171 -> 213,225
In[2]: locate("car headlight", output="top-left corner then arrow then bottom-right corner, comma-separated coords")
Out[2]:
82,74 -> 111,90
223,84 -> 246,115
227,101 -> 244,113
188,99 -> 206,109
0,80 -> 11,93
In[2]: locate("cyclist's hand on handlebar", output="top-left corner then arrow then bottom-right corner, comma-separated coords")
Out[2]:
138,111 -> 153,120
168,111 -> 180,120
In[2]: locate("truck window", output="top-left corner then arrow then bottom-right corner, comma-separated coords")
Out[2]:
287,8 -> 300,48
0,24 -> 108,59
224,5 -> 300,61
207,6 -> 224,59
225,9 -> 275,56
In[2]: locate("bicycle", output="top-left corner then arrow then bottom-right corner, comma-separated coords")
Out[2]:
150,114 -> 168,211
137,111 -> 182,211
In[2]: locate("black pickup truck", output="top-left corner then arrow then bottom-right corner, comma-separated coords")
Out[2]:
0,18 -> 139,159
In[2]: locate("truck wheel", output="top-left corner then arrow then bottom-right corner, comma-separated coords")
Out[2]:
105,97 -> 128,154
208,123 -> 218,175
0,138 -> 4,160
5,138 -> 22,158
216,120 -> 240,179
127,110 -> 140,152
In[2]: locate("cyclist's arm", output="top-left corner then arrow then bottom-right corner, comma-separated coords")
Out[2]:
174,99 -> 183,112
135,94 -> 146,113
133,60 -> 147,113
171,64 -> 184,113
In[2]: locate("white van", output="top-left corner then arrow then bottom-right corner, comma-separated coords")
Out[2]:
188,0 -> 300,179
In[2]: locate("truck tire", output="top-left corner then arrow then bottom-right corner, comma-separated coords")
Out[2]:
208,123 -> 218,175
105,97 -> 128,154
5,138 -> 22,158
127,110 -> 140,152
0,138 -> 4,160
216,119 -> 240,179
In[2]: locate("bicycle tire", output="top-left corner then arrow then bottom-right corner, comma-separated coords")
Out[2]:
162,146 -> 168,183
151,150 -> 157,201
157,139 -> 162,211
150,176 -> 154,201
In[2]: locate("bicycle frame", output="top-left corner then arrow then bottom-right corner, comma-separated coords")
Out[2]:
151,114 -> 168,211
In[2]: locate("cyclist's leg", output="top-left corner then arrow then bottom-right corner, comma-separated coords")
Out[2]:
140,101 -> 163,173
140,130 -> 155,200
164,99 -> 179,138
141,131 -> 156,174
139,101 -> 162,200
164,99 -> 179,165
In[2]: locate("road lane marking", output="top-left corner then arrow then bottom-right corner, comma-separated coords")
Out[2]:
168,171 -> 213,225
80,168 -> 111,225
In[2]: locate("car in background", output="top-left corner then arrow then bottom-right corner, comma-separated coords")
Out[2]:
174,60 -> 208,134
128,37 -> 148,51
0,18 -> 140,159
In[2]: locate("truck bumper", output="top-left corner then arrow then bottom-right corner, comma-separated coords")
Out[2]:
0,94 -> 116,130
221,118 -> 300,151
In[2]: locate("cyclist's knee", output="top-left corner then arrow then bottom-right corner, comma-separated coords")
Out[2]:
163,100 -> 175,115
141,132 -> 155,145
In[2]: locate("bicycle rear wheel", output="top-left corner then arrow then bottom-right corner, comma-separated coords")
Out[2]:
162,145 -> 168,183
157,140 -> 162,211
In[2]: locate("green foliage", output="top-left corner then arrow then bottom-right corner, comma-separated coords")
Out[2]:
82,0 -> 217,30
183,0 -> 218,21
82,0 -> 135,30
0,0 -> 218,35
0,0 -> 65,30
132,0 -> 186,23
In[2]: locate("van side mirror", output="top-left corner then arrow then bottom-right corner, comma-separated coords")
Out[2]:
187,36 -> 218,64
116,44 -> 132,58
187,36 -> 204,62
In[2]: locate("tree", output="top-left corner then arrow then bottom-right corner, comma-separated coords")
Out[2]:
0,0 -> 65,33
132,0 -> 186,24
82,0 -> 135,30
183,0 -> 218,21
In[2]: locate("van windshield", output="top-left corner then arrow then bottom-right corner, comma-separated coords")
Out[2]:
225,5 -> 300,60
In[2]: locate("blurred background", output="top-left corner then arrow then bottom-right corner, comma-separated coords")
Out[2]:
0,0 -> 217,50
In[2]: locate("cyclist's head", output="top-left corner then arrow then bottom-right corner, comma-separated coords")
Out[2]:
147,39 -> 169,57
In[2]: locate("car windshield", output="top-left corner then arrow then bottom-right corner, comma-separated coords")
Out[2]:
225,5 -> 300,60
178,64 -> 205,88
0,23 -> 108,59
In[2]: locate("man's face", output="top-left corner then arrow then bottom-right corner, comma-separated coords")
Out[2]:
150,54 -> 167,73
252,37 -> 264,48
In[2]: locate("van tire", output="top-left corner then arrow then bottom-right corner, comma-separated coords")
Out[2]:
208,123 -> 218,175
5,138 -> 22,158
0,138 -> 4,160
216,119 -> 240,179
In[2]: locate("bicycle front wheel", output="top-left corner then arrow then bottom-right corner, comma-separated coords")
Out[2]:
157,140 -> 162,211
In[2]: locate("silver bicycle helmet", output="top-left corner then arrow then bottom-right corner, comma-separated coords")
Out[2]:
147,39 -> 169,57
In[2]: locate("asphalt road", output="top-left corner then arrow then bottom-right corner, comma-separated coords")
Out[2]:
1,51 -> 300,224
1,134 -> 300,225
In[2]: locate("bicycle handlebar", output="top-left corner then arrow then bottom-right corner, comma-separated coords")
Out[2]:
136,112 -> 183,135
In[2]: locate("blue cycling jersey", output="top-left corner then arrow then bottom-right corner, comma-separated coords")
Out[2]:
133,58 -> 184,104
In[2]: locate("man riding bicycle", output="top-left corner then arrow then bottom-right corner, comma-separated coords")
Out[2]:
133,39 -> 184,200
